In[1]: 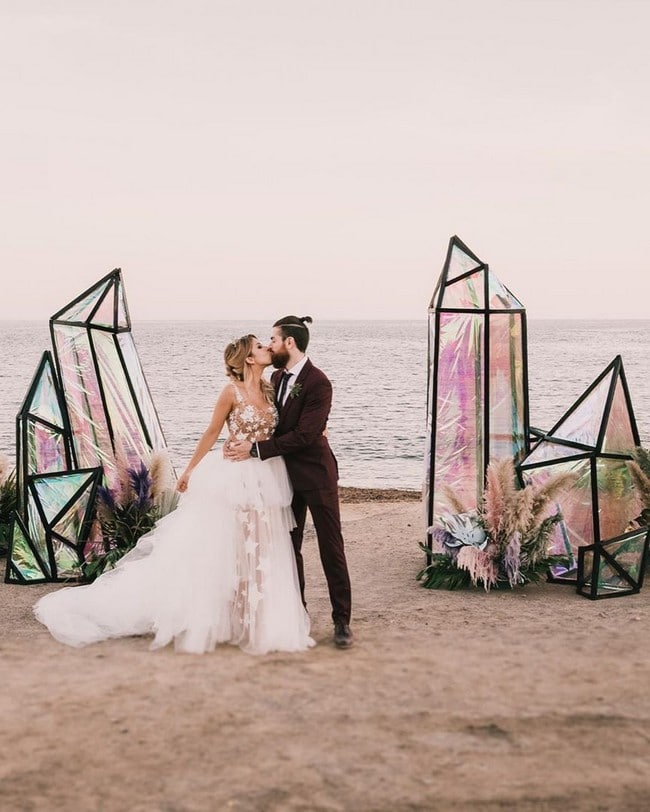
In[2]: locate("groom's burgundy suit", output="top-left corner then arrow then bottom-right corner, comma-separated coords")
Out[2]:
256,360 -> 352,625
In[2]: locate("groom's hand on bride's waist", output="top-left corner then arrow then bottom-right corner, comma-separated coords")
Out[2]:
223,440 -> 252,461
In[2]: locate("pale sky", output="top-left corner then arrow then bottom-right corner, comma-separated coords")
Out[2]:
2,0 -> 650,320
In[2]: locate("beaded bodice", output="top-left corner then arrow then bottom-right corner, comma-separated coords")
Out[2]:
227,384 -> 278,443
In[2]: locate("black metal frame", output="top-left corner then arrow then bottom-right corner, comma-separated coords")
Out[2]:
5,468 -> 102,584
576,526 -> 649,600
426,236 -> 530,550
49,268 -> 168,472
6,268 -> 172,584
4,348 -> 105,584
518,356 -> 641,585
14,351 -> 73,514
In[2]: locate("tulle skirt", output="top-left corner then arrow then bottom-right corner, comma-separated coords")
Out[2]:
34,452 -> 315,655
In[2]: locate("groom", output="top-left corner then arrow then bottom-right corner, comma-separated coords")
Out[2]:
226,315 -> 353,648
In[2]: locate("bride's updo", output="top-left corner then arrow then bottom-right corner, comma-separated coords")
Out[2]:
224,335 -> 274,403
224,335 -> 255,382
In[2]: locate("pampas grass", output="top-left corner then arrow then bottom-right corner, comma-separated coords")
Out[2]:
419,458 -> 576,591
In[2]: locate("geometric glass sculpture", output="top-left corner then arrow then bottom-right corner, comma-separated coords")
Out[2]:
5,351 -> 103,583
518,356 -> 642,584
5,469 -> 102,583
50,269 -> 171,492
14,351 -> 73,514
425,236 -> 530,547
576,526 -> 649,599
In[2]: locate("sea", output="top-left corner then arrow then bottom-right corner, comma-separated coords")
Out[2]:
0,320 -> 648,489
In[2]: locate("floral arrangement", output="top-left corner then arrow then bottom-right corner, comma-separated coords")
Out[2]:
83,451 -> 177,581
418,459 -> 576,591
289,382 -> 303,399
0,452 -> 17,556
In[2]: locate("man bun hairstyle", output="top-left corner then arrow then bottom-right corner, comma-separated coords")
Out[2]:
273,315 -> 313,352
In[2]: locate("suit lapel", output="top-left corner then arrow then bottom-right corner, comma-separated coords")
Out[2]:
278,359 -> 312,420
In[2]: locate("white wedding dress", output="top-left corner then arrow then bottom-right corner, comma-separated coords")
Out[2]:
34,386 -> 314,655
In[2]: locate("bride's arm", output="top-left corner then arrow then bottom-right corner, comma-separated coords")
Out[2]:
177,387 -> 234,492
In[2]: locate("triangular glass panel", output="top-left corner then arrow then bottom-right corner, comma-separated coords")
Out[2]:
51,536 -> 81,579
88,279 -> 116,329
488,271 -> 524,310
593,558 -> 631,595
603,529 -> 647,583
51,487 -> 94,544
550,371 -> 613,448
446,242 -> 483,282
27,496 -> 51,576
601,376 -> 637,454
52,278 -> 113,324
27,420 -> 67,475
522,440 -> 591,466
116,277 -> 130,328
27,357 -> 65,427
33,471 -> 95,525
439,271 -> 485,309
10,521 -> 47,581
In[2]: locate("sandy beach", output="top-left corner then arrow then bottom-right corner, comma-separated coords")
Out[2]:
2,497 -> 650,812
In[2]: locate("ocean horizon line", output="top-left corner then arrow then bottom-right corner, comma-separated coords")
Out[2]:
1,316 -> 649,325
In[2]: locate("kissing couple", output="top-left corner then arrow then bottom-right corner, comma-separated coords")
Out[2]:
35,315 -> 354,655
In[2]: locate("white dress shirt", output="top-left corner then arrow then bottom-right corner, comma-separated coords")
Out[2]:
280,355 -> 309,406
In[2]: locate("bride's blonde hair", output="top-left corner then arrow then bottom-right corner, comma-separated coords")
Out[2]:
224,335 -> 274,403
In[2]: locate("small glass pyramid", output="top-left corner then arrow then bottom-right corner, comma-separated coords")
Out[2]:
518,356 -> 642,583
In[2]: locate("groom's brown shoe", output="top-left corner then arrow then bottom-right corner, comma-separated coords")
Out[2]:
334,621 -> 354,648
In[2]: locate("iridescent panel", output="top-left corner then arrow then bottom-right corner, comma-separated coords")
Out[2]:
91,330 -> 149,465
27,420 -> 67,475
26,497 -> 51,576
601,377 -> 637,453
28,362 -> 64,426
423,312 -> 436,514
52,324 -> 115,477
552,373 -> 612,446
89,281 -> 116,329
447,243 -> 482,281
523,440 -> 591,466
51,537 -> 81,578
117,332 -> 167,452
488,314 -> 526,463
51,487 -> 94,544
523,457 -> 593,570
488,271 -> 524,309
33,471 -> 94,525
596,457 -> 641,541
582,531 -> 648,596
117,281 -> 130,328
11,522 -> 46,580
432,312 -> 484,526
440,271 -> 484,310
56,280 -> 112,323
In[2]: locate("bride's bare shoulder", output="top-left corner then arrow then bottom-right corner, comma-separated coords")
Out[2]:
215,382 -> 239,407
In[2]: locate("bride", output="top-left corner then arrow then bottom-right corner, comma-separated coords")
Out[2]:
34,335 -> 314,655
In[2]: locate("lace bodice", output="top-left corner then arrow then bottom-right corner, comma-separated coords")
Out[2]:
227,384 -> 278,443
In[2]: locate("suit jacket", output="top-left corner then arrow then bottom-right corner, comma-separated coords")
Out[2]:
257,359 -> 339,492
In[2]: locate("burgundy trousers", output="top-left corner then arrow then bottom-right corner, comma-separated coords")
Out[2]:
290,487 -> 352,625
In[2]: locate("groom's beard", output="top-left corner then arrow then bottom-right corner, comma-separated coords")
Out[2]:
271,348 -> 290,369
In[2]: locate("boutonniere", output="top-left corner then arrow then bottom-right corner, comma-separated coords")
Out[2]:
289,383 -> 303,399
